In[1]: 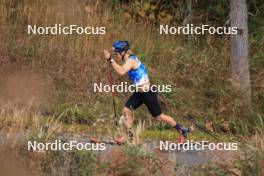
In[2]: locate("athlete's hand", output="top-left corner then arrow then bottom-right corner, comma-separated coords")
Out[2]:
104,50 -> 111,60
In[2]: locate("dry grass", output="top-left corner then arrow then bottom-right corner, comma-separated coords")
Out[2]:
0,0 -> 263,133
133,119 -> 145,144
0,100 -> 61,135
0,100 -> 62,176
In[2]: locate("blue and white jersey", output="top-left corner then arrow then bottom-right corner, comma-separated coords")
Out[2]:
127,55 -> 149,86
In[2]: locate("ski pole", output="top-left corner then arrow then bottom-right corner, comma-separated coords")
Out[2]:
107,66 -> 118,126
183,113 -> 219,140
171,107 -> 219,140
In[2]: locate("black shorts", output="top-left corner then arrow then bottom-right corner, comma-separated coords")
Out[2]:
125,89 -> 162,117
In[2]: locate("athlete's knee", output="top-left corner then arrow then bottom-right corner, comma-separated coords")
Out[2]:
155,113 -> 163,122
122,107 -> 132,116
121,107 -> 133,128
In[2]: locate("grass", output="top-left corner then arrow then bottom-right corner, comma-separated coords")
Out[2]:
1,0 -> 263,127
142,129 -> 233,142
0,100 -> 61,135
53,103 -> 95,124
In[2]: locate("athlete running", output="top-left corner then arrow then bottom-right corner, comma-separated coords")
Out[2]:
103,40 -> 191,143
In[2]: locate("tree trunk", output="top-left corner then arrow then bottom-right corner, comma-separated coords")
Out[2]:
183,0 -> 192,25
229,0 -> 252,114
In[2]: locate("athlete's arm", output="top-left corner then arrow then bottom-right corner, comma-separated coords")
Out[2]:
111,59 -> 133,76
104,50 -> 134,76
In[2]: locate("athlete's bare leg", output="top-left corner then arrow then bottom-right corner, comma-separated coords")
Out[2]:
156,113 -> 177,127
122,107 -> 134,128
115,107 -> 134,143
156,113 -> 193,139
